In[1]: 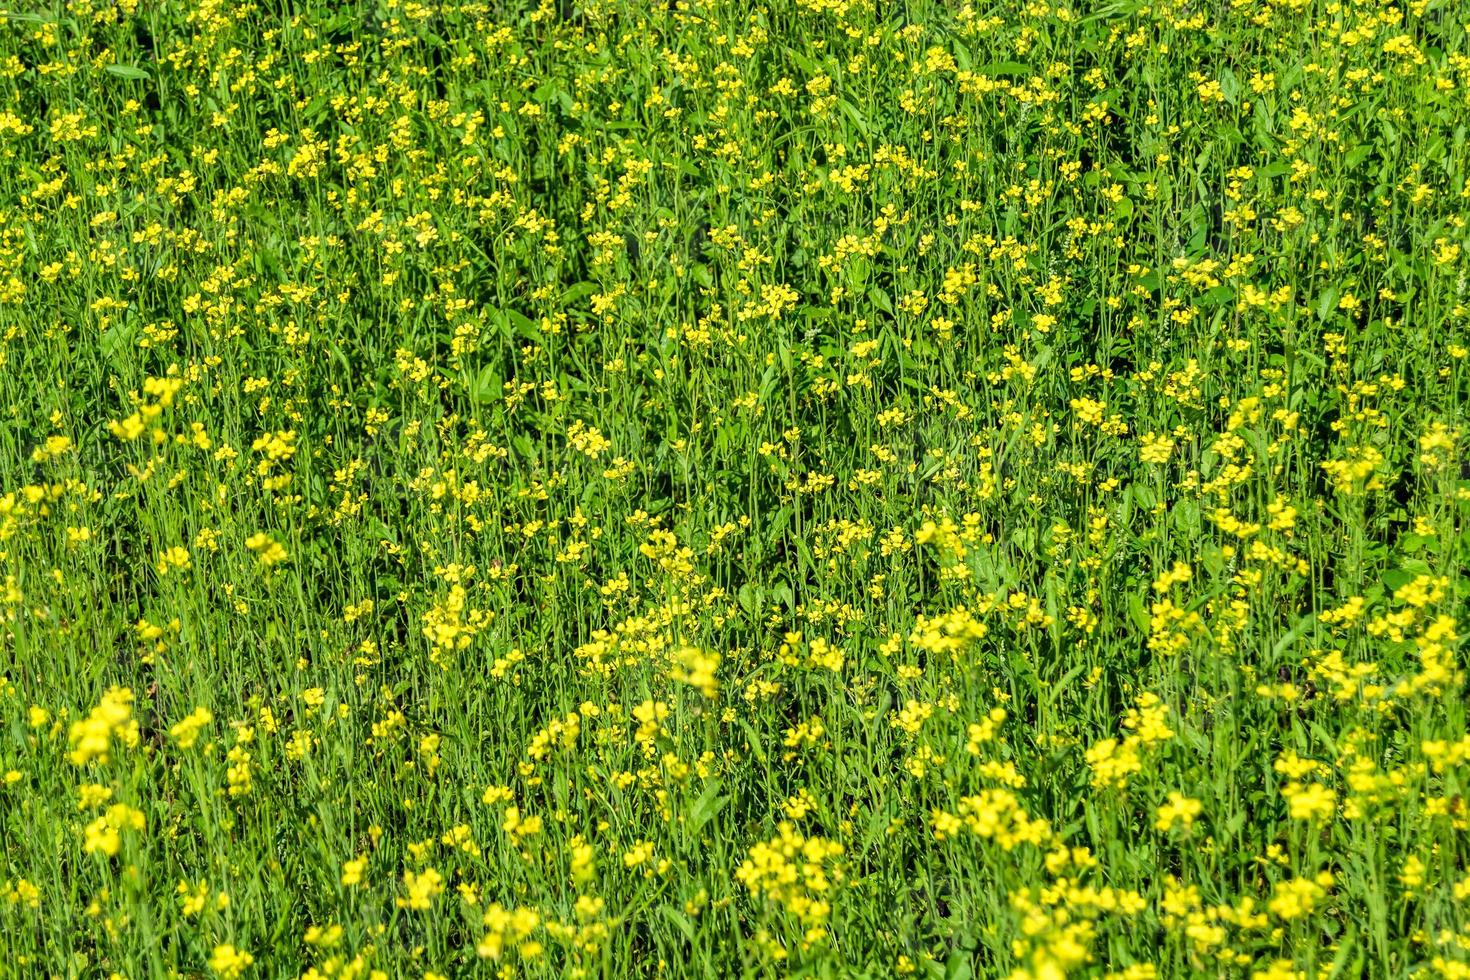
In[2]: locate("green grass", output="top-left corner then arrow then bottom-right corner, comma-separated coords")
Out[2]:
1,0 -> 1469,976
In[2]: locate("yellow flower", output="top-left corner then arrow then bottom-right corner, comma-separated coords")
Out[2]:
156,545 -> 192,576
209,944 -> 254,979
82,804 -> 145,857
477,903 -> 541,960
169,707 -> 214,749
1282,782 -> 1336,822
736,823 -> 845,934
1085,737 -> 1141,789
669,646 -> 720,699
68,687 -> 138,766
341,856 -> 367,887
245,532 -> 288,567
622,840 -> 656,868
397,867 -> 444,910
1139,432 -> 1175,463
1267,872 -> 1332,920
1154,793 -> 1203,832
4,878 -> 40,909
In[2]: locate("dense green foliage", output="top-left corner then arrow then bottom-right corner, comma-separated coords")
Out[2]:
1,0 -> 1469,977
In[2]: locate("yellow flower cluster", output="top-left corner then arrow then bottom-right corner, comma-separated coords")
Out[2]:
736,823 -> 845,942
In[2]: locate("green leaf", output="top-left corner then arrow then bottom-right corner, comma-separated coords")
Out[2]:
1201,284 -> 1235,307
1316,286 -> 1339,322
659,904 -> 697,944
561,281 -> 599,305
104,64 -> 151,81
1128,590 -> 1149,633
471,364 -> 502,405
867,285 -> 893,315
1270,614 -> 1317,663
837,99 -> 869,139
976,60 -> 1031,77
688,778 -> 727,836
737,718 -> 767,764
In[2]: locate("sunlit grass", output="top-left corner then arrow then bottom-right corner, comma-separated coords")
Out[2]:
0,0 -> 1468,977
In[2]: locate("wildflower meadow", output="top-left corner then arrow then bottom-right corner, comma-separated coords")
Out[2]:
1,0 -> 1468,977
